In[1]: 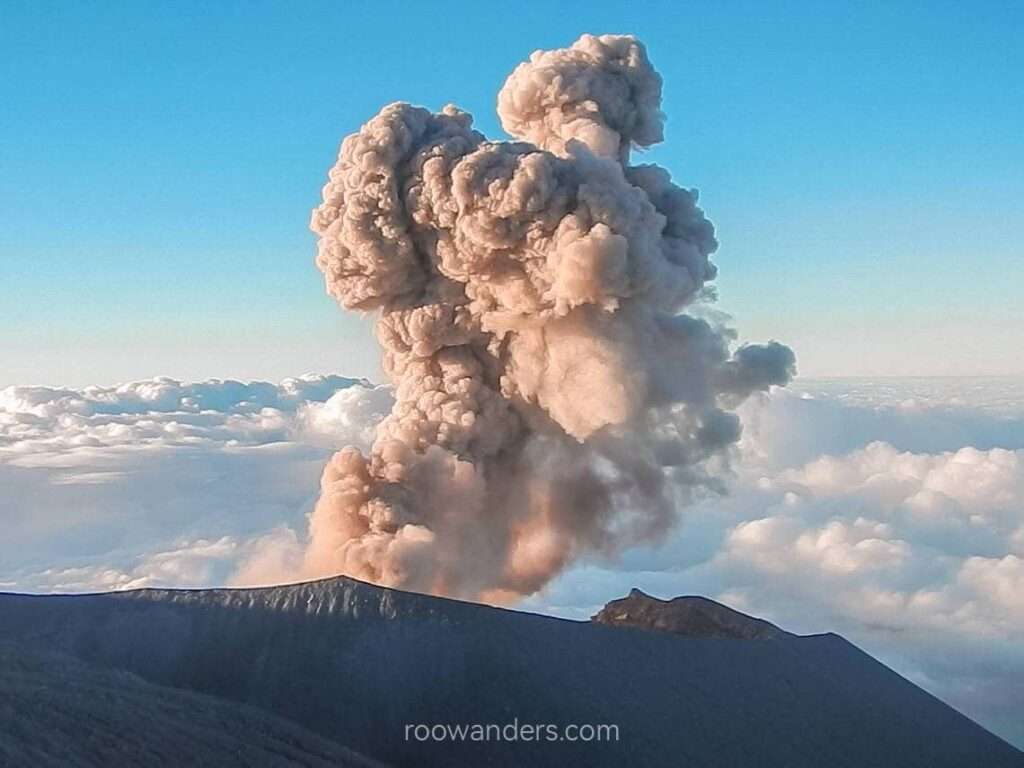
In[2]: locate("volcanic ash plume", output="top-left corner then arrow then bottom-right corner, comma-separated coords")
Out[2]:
304,34 -> 795,601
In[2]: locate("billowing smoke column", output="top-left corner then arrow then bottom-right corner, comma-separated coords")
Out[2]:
305,34 -> 795,602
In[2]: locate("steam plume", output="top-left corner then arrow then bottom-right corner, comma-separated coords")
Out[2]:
304,34 -> 795,601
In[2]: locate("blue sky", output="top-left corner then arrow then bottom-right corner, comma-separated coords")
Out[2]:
2,0 -> 1021,386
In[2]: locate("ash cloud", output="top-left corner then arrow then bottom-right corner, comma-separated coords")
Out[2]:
305,34 -> 795,601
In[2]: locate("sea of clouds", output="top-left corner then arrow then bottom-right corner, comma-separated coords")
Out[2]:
1,374 -> 1022,745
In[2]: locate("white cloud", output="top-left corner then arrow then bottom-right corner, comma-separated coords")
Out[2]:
709,441 -> 1023,638
726,515 -> 910,576
0,375 -> 390,584
958,555 -> 1024,623
20,536 -> 248,593
737,378 -> 1024,469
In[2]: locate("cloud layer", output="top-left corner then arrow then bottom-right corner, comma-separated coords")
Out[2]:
0,376 -> 391,586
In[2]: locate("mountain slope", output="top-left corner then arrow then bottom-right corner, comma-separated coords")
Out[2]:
0,577 -> 1020,768
0,643 -> 381,768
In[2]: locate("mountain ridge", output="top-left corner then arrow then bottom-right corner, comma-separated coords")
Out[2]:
0,575 -> 1020,768
591,587 -> 794,639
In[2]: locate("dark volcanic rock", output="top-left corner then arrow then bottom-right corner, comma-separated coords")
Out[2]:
0,577 -> 1021,768
0,643 -> 382,768
592,588 -> 792,639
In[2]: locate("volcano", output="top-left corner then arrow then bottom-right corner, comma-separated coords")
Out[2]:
0,577 -> 1019,767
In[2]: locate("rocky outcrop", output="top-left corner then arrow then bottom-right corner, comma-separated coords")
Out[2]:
591,588 -> 792,639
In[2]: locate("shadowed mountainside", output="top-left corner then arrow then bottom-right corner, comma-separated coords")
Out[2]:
0,643 -> 381,768
0,577 -> 1020,768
